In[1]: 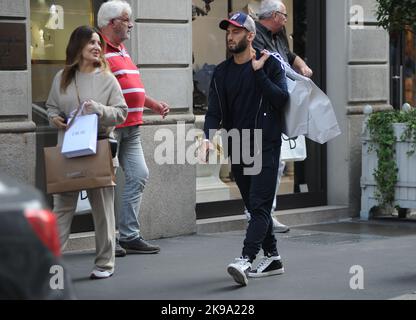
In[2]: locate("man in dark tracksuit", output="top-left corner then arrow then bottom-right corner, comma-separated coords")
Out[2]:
249,0 -> 313,233
202,12 -> 289,286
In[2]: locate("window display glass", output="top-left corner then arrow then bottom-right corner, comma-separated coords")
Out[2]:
30,0 -> 93,103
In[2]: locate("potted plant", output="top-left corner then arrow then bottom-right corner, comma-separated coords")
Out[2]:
360,1 -> 416,219
361,105 -> 416,219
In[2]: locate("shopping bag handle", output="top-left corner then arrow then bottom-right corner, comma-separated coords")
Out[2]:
66,102 -> 85,130
66,76 -> 84,130
282,135 -> 297,149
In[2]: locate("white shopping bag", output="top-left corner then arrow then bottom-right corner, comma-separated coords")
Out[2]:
305,81 -> 341,144
61,111 -> 98,158
270,52 -> 310,138
271,52 -> 341,144
280,134 -> 307,162
283,73 -> 311,138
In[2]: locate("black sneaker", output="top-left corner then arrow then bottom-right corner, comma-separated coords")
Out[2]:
119,237 -> 160,254
115,240 -> 127,257
248,255 -> 284,278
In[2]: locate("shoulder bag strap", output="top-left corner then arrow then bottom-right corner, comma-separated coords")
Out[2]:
66,75 -> 84,130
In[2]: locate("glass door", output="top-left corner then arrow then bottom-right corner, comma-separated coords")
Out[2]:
233,0 -> 328,210
194,0 -> 327,218
276,0 -> 327,209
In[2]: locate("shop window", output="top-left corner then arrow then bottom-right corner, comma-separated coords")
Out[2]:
192,0 -> 228,115
192,0 -> 299,197
193,0 -> 327,214
30,0 -> 94,105
192,0 -> 294,115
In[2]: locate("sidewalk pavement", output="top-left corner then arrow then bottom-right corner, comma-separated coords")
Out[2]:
63,219 -> 416,300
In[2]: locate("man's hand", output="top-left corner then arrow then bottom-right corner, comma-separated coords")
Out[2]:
299,65 -> 313,78
293,56 -> 313,78
153,101 -> 170,119
51,116 -> 68,129
252,49 -> 270,71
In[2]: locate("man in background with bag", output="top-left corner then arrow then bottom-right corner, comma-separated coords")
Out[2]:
98,0 -> 170,257
249,0 -> 314,232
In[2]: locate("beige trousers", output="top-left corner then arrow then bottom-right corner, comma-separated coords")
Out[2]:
53,187 -> 115,272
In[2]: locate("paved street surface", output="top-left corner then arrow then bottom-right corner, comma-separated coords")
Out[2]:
63,219 -> 416,300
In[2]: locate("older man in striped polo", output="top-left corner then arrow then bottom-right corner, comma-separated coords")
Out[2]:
98,0 -> 169,257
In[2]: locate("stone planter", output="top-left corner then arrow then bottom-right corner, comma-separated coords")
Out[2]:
361,122 -> 416,219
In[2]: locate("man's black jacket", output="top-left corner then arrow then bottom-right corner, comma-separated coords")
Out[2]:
204,49 -> 289,145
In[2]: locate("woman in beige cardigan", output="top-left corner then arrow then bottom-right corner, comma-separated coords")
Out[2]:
46,25 -> 127,280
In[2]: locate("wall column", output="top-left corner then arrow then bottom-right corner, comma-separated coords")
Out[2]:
0,0 -> 36,184
326,0 -> 390,215
115,0 -> 196,238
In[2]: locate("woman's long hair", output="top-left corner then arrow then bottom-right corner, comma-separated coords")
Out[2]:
60,25 -> 108,92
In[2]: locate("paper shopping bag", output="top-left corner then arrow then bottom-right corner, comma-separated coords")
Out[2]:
282,74 -> 311,138
270,51 -> 340,143
305,81 -> 341,144
44,139 -> 116,194
280,134 -> 307,162
61,113 -> 98,158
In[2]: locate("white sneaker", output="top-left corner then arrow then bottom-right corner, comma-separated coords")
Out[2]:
248,255 -> 284,278
272,218 -> 290,233
227,257 -> 252,286
244,209 -> 251,221
90,269 -> 113,280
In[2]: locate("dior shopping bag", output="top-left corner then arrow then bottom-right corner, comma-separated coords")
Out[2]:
61,103 -> 98,158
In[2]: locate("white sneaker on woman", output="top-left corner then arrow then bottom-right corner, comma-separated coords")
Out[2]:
90,269 -> 113,280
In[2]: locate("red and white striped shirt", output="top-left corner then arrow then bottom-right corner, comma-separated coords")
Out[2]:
102,34 -> 145,128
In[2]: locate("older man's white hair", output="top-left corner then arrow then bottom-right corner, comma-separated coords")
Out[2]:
258,0 -> 285,20
97,0 -> 132,28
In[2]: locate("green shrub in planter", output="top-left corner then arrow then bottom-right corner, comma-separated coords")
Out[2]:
366,107 -> 416,208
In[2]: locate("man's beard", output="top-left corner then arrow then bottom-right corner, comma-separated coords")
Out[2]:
228,37 -> 248,54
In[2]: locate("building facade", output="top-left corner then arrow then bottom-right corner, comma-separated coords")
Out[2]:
0,0 -> 391,240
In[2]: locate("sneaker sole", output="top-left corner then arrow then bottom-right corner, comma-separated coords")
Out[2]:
90,273 -> 113,280
125,248 -> 160,254
227,266 -> 248,286
115,251 -> 127,257
274,227 -> 290,233
248,267 -> 284,278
